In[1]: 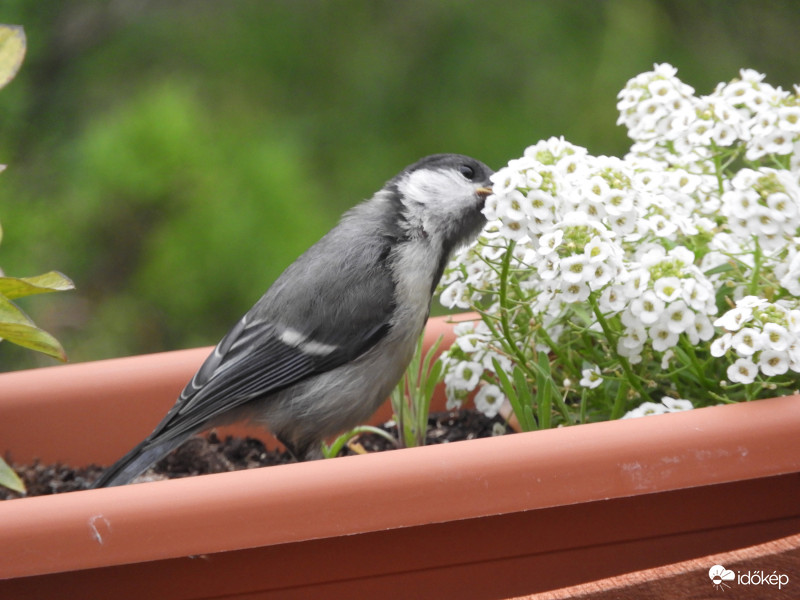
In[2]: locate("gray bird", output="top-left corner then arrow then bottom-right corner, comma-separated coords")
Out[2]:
92,154 -> 493,487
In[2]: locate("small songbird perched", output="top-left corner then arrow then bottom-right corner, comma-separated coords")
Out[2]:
92,154 -> 493,487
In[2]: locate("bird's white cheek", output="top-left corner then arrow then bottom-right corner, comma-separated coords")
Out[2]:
399,169 -> 471,208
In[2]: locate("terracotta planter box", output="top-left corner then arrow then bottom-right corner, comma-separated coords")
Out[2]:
1,314 -> 799,599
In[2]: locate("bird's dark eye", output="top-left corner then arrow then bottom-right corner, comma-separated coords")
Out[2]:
458,164 -> 476,180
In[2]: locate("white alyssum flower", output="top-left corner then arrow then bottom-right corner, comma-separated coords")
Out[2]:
653,276 -> 683,302
448,361 -> 483,392
474,384 -> 505,418
759,349 -> 789,376
762,322 -> 790,351
712,297 -> 800,382
630,290 -> 665,325
621,401 -> 669,419
649,321 -> 680,352
731,327 -> 761,356
714,305 -> 755,332
661,397 -> 694,412
727,357 -> 759,384
664,299 -> 696,334
721,168 -> 800,250
440,280 -> 471,310
622,396 -> 693,419
579,365 -> 603,389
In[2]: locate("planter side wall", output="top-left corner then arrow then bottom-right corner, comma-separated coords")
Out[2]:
1,473 -> 797,600
1,395 -> 799,582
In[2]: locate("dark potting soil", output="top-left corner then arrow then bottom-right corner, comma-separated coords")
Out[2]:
0,411 -> 509,500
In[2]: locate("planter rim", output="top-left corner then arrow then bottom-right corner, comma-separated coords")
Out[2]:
1,393 -> 799,579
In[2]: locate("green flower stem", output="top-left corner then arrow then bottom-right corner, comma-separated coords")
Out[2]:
610,379 -> 629,420
677,337 -> 715,392
587,293 -> 649,403
496,242 -> 573,374
710,141 -> 726,196
579,389 -> 588,424
491,242 -> 566,426
390,333 -> 443,448
534,315 -> 575,375
748,239 -> 763,296
708,389 -> 739,404
552,386 -> 574,425
497,241 -> 534,373
538,387 -> 551,429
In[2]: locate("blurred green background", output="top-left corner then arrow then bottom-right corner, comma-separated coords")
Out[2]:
1,0 -> 799,370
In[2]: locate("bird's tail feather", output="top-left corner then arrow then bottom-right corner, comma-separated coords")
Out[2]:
91,435 -> 190,488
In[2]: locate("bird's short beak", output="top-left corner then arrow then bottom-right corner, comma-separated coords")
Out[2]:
475,186 -> 493,199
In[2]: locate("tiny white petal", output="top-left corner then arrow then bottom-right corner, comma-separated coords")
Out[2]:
579,365 -> 603,389
474,384 -> 504,418
727,357 -> 758,384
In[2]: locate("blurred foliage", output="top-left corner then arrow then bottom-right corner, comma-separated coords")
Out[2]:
0,23 -> 74,369
0,22 -> 74,494
1,0 -> 799,369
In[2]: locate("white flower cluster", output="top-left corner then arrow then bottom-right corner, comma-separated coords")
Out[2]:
621,397 -> 694,419
618,64 -> 800,165
711,296 -> 800,384
441,320 -> 512,415
441,131 -> 722,364
441,64 -> 800,421
720,167 -> 800,251
616,246 -> 717,360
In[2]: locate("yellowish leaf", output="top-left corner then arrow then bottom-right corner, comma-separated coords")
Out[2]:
0,457 -> 24,494
0,295 -> 67,361
0,271 -> 75,300
0,25 -> 25,90
345,440 -> 368,455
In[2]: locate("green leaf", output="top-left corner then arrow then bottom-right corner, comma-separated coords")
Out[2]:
423,358 -> 444,404
523,404 -> 536,430
513,365 -> 534,407
531,352 -> 553,429
0,456 -> 24,494
0,322 -> 68,361
704,262 -> 735,277
0,271 -> 75,300
493,357 -> 518,404
0,25 -> 25,90
494,358 -> 537,432
0,295 -> 67,361
419,335 -> 443,384
419,335 -> 443,405
320,425 -> 396,458
537,376 -> 552,430
0,293 -> 35,326
389,333 -> 446,448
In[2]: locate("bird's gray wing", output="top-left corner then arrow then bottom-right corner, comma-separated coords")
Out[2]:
143,236 -> 398,447
157,315 -> 389,441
